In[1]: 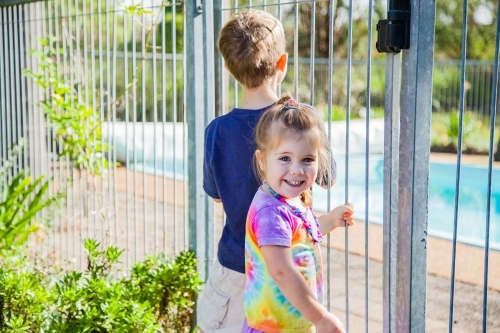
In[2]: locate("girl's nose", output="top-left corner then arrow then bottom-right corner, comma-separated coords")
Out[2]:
290,165 -> 304,175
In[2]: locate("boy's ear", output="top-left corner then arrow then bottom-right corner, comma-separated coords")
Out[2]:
276,53 -> 288,72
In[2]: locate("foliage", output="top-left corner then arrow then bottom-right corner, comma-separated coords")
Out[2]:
283,0 -> 386,60
0,141 -> 61,256
126,250 -> 202,332
431,111 -> 499,154
435,0 -> 498,60
156,3 -> 184,54
318,104 -> 385,121
0,240 -> 202,333
23,37 -> 112,177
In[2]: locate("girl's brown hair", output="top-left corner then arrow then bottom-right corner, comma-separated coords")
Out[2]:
253,95 -> 331,206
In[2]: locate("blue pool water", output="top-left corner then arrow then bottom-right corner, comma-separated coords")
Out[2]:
130,155 -> 500,249
312,155 -> 500,250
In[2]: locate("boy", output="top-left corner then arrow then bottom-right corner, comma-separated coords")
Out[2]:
198,9 -> 337,333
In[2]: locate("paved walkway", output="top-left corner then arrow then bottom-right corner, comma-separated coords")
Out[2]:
40,164 -> 500,332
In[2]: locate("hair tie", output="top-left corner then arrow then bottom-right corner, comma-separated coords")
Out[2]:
287,97 -> 297,104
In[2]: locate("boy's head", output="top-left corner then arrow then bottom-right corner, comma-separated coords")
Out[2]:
218,9 -> 286,89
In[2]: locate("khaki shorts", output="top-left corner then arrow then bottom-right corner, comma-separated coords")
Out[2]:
197,259 -> 246,333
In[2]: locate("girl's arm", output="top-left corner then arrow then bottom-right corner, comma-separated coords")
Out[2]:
261,245 -> 346,333
318,204 -> 354,235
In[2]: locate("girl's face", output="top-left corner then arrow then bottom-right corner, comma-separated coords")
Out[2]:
256,135 -> 319,203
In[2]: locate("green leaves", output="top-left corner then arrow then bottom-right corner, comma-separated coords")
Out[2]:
0,143 -> 62,255
23,38 -> 113,177
0,241 -> 201,332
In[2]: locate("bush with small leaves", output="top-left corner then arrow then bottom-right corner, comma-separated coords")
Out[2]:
0,240 -> 202,333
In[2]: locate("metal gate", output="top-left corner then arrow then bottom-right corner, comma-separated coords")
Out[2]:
1,0 -> 499,332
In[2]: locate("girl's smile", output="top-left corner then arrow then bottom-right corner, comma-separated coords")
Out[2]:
256,135 -> 319,202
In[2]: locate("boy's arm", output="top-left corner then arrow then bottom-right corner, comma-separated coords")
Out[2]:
318,204 -> 354,235
261,245 -> 345,333
203,126 -> 222,202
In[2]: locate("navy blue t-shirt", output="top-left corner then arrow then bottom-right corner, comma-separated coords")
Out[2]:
203,106 -> 269,273
203,105 -> 337,274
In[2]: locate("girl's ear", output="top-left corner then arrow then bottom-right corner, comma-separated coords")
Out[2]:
255,150 -> 265,172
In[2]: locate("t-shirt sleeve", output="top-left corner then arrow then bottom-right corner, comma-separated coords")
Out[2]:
203,125 -> 220,199
252,206 -> 294,248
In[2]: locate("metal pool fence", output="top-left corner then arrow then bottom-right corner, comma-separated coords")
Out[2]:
0,0 -> 499,332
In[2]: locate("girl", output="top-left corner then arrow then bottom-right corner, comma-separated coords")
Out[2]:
242,96 -> 354,333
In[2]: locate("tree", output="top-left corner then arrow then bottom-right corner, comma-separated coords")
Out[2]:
435,0 -> 498,60
283,0 -> 386,60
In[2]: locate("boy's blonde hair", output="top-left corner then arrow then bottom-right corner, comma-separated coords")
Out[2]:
253,95 -> 331,207
218,9 -> 286,89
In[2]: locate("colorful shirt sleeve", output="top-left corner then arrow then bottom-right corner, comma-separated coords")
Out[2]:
252,206 -> 297,248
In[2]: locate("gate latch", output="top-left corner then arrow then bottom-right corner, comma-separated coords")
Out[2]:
376,7 -> 411,53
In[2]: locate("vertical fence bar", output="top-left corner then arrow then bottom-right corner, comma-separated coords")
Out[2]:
0,8 -> 6,170
81,0 -> 90,252
140,0 -> 147,258
123,5 -> 130,269
151,3 -> 158,254
449,0 -> 468,330
396,0 -> 436,331
326,0 -> 335,312
482,1 -> 500,331
383,52 -> 401,333
293,2 -> 298,99
161,1 -> 167,254
344,1 -> 354,330
186,0 -> 214,282
309,1 -> 315,105
203,0 -> 216,274
5,7 -> 13,179
111,1 -> 118,247
12,5 -> 21,172
364,0 -> 374,331
130,0 -> 138,263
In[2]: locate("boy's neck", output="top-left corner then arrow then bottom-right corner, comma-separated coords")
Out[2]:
239,84 -> 279,110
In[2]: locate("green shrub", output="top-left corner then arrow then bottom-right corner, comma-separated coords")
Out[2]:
431,111 -> 499,154
0,240 -> 202,333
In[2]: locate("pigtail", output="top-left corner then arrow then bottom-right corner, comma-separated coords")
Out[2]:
275,94 -> 299,107
301,188 -> 313,207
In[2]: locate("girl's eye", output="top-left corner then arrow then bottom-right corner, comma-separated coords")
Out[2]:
303,157 -> 314,163
279,156 -> 290,162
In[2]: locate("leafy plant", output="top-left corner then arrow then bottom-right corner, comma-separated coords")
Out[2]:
127,250 -> 202,332
23,37 -> 111,177
431,111 -> 499,154
0,240 -> 202,332
0,141 -> 61,255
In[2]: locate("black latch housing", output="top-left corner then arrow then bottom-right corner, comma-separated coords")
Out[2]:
376,3 -> 411,53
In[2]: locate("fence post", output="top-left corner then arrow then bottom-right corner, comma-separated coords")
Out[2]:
383,54 -> 401,333
395,0 -> 436,331
186,0 -> 215,283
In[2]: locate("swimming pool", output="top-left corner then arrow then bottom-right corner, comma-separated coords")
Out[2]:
130,155 -> 500,250
312,155 -> 500,250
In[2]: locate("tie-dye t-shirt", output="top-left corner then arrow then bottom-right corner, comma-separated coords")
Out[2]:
243,188 -> 323,333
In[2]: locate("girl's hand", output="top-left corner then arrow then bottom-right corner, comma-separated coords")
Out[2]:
319,204 -> 354,235
330,203 -> 354,229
